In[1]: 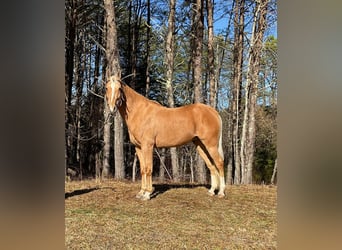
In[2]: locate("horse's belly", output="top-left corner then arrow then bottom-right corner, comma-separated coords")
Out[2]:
155,130 -> 194,148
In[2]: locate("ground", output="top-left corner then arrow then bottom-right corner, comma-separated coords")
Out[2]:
65,180 -> 277,249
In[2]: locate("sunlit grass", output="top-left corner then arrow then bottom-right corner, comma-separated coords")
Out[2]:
65,180 -> 277,249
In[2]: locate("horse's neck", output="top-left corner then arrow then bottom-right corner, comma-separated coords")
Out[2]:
118,85 -> 147,122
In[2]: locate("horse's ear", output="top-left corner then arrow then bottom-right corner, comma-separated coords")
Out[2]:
109,75 -> 121,87
110,75 -> 115,82
118,79 -> 126,87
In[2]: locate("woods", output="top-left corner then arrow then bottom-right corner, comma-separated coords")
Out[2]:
65,0 -> 277,185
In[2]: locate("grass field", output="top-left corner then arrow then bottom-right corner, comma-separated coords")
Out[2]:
65,180 -> 277,249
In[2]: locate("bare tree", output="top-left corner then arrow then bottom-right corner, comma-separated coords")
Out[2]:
206,0 -> 216,108
103,0 -> 124,179
232,0 -> 245,184
145,0 -> 151,96
164,0 -> 180,182
241,0 -> 269,184
65,0 -> 78,174
192,0 -> 204,104
191,0 -> 206,183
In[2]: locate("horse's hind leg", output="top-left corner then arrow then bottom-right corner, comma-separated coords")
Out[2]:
194,141 -> 219,196
207,146 -> 225,198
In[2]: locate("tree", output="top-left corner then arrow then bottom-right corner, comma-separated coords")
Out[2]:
103,0 -> 124,179
127,0 -> 145,89
232,0 -> 245,184
206,0 -> 216,108
65,0 -> 106,179
191,0 -> 206,183
192,0 -> 204,104
260,35 -> 277,108
164,0 -> 180,182
254,105 -> 277,183
65,0 -> 77,171
240,0 -> 269,184
145,0 -> 151,96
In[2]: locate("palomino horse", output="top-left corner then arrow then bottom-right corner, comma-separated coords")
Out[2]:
105,75 -> 226,200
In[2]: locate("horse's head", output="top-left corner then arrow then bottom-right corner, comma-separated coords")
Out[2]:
105,75 -> 124,113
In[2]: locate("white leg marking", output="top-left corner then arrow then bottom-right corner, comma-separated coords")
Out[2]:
218,176 -> 226,198
136,189 -> 145,199
208,175 -> 218,196
141,191 -> 151,201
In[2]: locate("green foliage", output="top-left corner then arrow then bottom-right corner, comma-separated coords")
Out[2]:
254,145 -> 277,184
253,106 -> 277,184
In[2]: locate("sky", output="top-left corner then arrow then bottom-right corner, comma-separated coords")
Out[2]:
213,1 -> 277,38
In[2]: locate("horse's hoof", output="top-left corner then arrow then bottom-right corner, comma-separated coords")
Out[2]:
208,190 -> 215,196
218,193 -> 225,198
140,196 -> 150,201
136,190 -> 145,199
140,192 -> 151,201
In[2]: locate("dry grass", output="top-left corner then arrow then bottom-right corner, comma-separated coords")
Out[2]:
65,180 -> 277,249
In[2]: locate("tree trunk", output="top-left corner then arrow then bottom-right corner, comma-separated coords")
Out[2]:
114,114 -> 125,179
65,0 -> 78,173
164,0 -> 179,182
102,107 -> 112,178
145,0 -> 151,96
191,0 -> 206,184
128,0 -> 143,89
192,0 -> 204,104
130,16 -> 137,89
227,157 -> 233,185
132,153 -> 137,182
190,153 -> 194,183
95,151 -> 101,180
103,0 -> 124,179
232,0 -> 245,184
240,2 -> 256,184
206,0 -> 216,108
241,0 -> 269,184
159,148 -> 166,182
74,33 -> 85,167
91,12 -> 104,179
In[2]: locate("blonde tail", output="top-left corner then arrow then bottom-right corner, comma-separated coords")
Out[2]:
218,115 -> 224,161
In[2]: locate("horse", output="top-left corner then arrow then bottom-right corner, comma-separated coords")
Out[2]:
105,75 -> 226,200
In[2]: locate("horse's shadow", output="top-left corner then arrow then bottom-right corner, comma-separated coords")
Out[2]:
65,187 -> 99,199
150,183 -> 210,199
65,183 -> 210,200
65,186 -> 117,199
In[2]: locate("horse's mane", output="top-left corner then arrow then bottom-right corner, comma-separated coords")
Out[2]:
120,80 -> 163,107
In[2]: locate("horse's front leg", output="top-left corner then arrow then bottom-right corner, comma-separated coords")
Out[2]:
135,148 -> 146,199
140,145 -> 154,200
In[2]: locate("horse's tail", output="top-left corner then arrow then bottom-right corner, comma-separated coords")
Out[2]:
218,114 -> 224,161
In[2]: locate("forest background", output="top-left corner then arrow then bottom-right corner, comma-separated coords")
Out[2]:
65,0 -> 277,185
